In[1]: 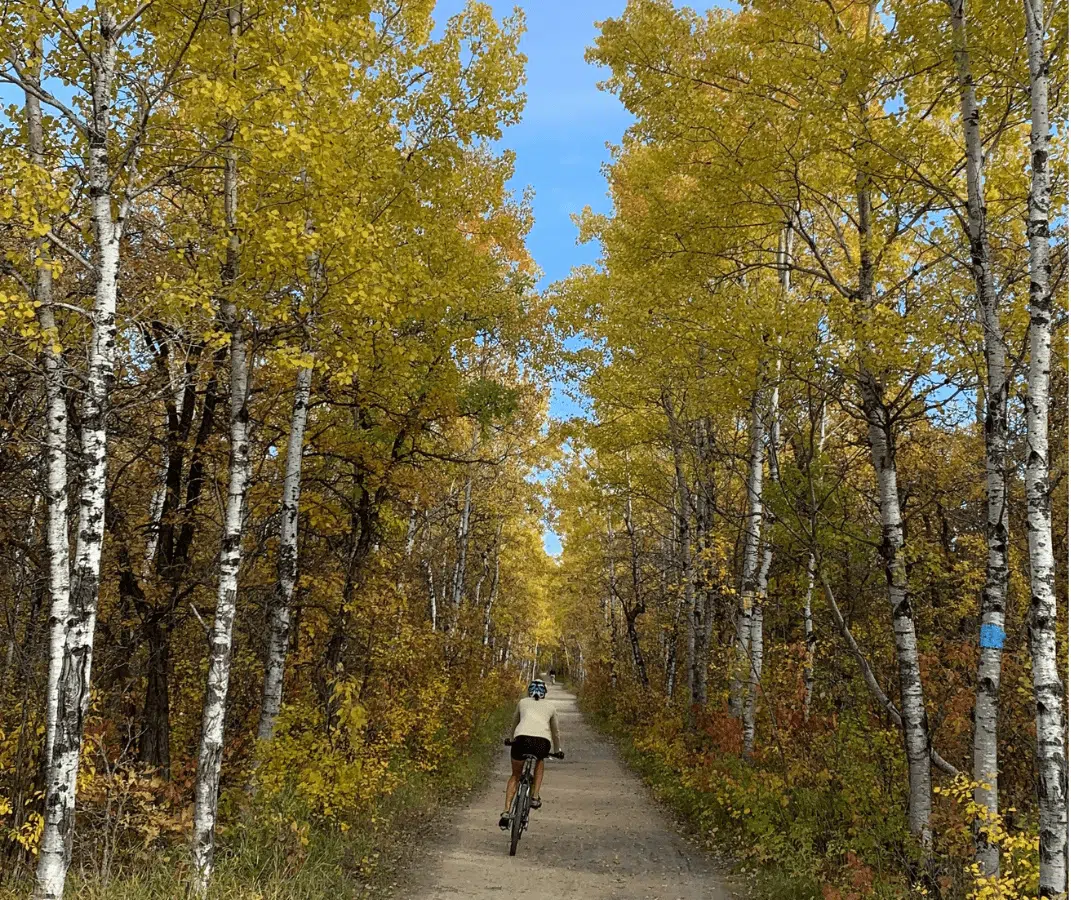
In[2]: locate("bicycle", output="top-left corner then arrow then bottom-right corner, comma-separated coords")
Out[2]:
502,739 -> 564,856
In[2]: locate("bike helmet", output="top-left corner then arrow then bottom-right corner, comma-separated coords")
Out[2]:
527,679 -> 547,700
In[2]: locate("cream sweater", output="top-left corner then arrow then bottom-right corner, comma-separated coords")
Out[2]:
511,696 -> 561,749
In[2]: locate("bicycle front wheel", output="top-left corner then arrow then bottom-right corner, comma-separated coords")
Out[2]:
509,783 -> 528,856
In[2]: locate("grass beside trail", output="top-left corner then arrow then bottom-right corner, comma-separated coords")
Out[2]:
1,702 -> 514,900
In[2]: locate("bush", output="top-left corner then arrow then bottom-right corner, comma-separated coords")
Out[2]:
579,675 -> 1042,900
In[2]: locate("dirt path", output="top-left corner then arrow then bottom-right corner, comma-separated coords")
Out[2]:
407,684 -> 733,900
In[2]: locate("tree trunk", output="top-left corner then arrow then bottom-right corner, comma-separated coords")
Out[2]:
424,553 -> 438,631
820,571 -> 959,777
858,370 -> 933,847
802,397 -> 826,723
143,452 -> 168,579
744,533 -> 772,757
623,480 -> 650,689
24,47 -> 71,781
482,526 -> 502,648
480,531 -> 501,676
948,0 -> 1009,875
35,20 -> 122,899
449,475 -> 473,630
1023,1 -> 1068,891
606,515 -> 619,689
853,132 -> 933,845
802,553 -> 817,722
743,225 -> 790,749
257,359 -> 313,742
138,617 -> 171,775
664,396 -> 696,704
191,18 -> 249,888
732,387 -> 764,718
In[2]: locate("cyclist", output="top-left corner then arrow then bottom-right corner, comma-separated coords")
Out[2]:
499,679 -> 562,829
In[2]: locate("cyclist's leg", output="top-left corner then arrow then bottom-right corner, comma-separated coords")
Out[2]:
502,758 -> 523,814
532,758 -> 546,801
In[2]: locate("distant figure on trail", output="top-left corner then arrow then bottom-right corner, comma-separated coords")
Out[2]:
548,669 -> 556,685
499,679 -> 563,829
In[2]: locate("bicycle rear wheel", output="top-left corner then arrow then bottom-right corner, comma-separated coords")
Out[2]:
509,782 -> 528,856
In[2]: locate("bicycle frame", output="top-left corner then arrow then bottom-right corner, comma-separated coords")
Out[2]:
503,740 -> 563,856
508,754 -> 539,855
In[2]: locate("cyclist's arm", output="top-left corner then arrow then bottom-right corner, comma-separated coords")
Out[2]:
510,704 -> 520,734
549,709 -> 561,752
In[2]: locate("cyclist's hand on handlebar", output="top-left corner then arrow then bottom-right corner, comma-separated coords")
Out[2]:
551,750 -> 565,760
503,739 -> 513,746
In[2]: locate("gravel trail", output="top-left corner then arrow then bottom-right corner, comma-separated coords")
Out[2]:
407,684 -> 733,900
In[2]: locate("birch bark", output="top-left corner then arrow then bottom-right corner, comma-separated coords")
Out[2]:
258,359 -> 313,742
35,15 -> 123,897
24,49 -> 70,781
664,397 -> 696,704
801,552 -> 818,722
481,525 -> 502,648
191,10 -> 250,887
853,140 -> 933,845
743,393 -> 775,756
858,370 -> 933,846
947,0 -> 1009,874
732,387 -> 764,719
802,398 -> 826,722
1023,0 -> 1068,891
449,475 -> 473,629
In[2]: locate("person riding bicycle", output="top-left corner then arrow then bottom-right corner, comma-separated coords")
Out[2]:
499,679 -> 562,829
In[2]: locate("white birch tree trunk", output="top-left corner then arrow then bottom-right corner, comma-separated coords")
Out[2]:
481,525 -> 502,648
35,19 -> 122,898
424,552 -> 438,631
191,19 -> 250,886
1023,1 -> 1068,891
449,475 -> 473,629
143,451 -> 169,578
801,553 -> 817,721
858,371 -> 933,846
480,531 -> 501,676
819,571 -> 959,777
663,397 -> 696,704
732,387 -> 764,719
802,398 -> 826,723
257,359 -> 313,742
853,143 -> 933,845
397,504 -> 418,594
948,0 -> 1009,875
743,476 -> 774,755
24,53 -> 71,782
743,232 -> 789,754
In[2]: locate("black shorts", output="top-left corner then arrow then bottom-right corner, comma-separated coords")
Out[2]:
510,735 -> 551,761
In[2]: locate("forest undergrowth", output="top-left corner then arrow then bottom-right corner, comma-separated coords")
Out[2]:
1,682 -> 517,900
581,678 -> 1042,900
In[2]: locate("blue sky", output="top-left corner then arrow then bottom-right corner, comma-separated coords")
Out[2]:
435,1 -> 632,555
432,1 -> 629,304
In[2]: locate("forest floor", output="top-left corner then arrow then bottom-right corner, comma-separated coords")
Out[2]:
403,684 -> 735,900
